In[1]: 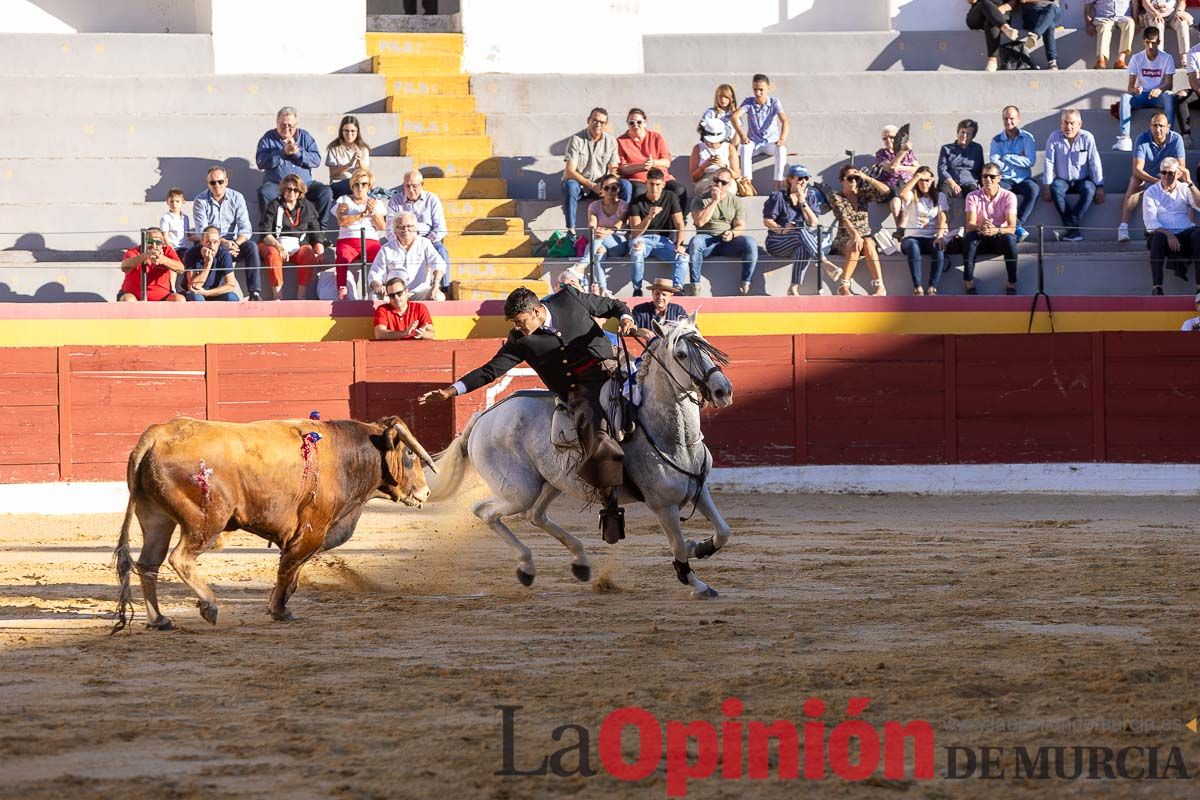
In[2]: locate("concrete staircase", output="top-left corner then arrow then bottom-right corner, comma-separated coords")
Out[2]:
367,31 -> 542,300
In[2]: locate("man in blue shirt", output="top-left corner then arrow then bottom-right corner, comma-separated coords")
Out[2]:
1118,112 -> 1186,242
1042,109 -> 1106,242
632,277 -> 688,337
188,165 -> 263,299
989,105 -> 1039,244
255,106 -> 334,230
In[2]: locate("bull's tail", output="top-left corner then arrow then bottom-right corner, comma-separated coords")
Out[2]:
424,412 -> 479,502
111,431 -> 156,634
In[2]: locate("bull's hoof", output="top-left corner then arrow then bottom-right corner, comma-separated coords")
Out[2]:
145,616 -> 176,631
690,586 -> 720,600
270,608 -> 296,622
516,568 -> 535,587
197,602 -> 218,625
570,563 -> 591,583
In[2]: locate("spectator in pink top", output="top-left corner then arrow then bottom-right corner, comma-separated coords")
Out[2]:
963,163 -> 1019,294
617,107 -> 688,213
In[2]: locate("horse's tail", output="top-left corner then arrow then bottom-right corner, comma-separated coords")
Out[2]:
111,429 -> 157,635
425,412 -> 480,502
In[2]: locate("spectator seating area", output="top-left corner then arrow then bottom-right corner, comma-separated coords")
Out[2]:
1,16 -> 1198,301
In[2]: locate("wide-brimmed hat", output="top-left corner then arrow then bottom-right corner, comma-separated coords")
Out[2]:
700,117 -> 727,144
648,277 -> 680,294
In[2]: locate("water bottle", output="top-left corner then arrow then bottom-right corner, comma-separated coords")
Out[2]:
536,179 -> 546,200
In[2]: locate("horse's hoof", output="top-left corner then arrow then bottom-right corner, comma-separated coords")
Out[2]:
570,563 -> 591,583
516,568 -> 535,587
146,616 -> 175,631
690,587 -> 720,600
270,609 -> 296,622
197,602 -> 218,625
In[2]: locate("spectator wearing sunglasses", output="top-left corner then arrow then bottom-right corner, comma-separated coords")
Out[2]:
374,278 -> 435,340
763,164 -> 840,296
572,176 -> 630,295
1143,156 -> 1200,294
385,171 -> 451,296
117,227 -> 185,302
255,106 -> 334,231
330,168 -> 386,300
687,168 -> 758,296
184,225 -> 241,302
689,118 -> 741,197
258,173 -> 327,300
618,108 -> 688,212
368,213 -> 446,301
562,107 -> 626,237
189,165 -> 262,299
963,165 -> 1019,294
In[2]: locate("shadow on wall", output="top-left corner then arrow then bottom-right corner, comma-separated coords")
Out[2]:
765,0 -> 890,32
4,233 -> 138,258
147,157 -> 261,203
23,0 -> 202,33
0,282 -> 106,303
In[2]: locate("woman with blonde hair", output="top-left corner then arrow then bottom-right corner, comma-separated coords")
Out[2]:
700,83 -> 739,143
258,173 -> 327,299
331,168 -> 386,300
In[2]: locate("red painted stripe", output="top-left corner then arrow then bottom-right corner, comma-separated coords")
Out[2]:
0,295 -> 1194,321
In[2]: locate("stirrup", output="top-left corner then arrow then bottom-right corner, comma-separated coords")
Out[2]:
599,504 -> 625,544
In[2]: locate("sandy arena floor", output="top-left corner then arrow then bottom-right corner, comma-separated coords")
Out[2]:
0,490 -> 1197,799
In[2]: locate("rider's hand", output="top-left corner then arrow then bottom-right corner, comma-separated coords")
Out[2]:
418,387 -> 456,404
618,317 -> 636,335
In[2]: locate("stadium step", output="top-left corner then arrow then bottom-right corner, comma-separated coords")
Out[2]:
400,134 -> 493,159
446,216 -> 524,234
387,94 -> 476,114
417,156 -> 502,179
452,279 -> 548,301
373,53 -> 463,75
365,31 -> 464,58
422,177 -> 508,199
443,232 -> 533,259
398,112 -> 487,136
386,74 -> 471,97
451,258 -> 544,281
441,198 -> 518,218
0,33 -> 215,76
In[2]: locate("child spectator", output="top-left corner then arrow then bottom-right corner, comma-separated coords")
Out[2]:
731,74 -> 790,191
159,188 -> 191,258
700,83 -> 738,144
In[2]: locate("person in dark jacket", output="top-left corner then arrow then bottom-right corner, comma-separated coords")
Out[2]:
420,286 -> 636,539
938,119 -> 985,229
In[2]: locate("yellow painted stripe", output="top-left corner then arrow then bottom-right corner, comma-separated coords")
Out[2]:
0,311 -> 1191,348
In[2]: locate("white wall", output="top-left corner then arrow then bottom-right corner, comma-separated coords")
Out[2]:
1,0 -> 206,33
209,0 -> 366,74
461,0 -> 891,74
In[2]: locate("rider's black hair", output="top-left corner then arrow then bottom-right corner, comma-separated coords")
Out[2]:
504,287 -> 540,320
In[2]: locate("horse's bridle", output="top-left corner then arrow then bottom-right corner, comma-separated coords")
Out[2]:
633,331 -> 725,406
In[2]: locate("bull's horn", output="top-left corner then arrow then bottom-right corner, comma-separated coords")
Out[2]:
394,423 -> 438,474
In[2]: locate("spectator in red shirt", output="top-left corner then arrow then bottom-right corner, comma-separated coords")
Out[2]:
118,227 -> 185,302
374,278 -> 435,340
618,107 -> 688,212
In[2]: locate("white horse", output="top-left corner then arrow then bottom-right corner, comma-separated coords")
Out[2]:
426,316 -> 735,598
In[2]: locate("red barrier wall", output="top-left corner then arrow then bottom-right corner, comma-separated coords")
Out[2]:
3,333 -> 1198,483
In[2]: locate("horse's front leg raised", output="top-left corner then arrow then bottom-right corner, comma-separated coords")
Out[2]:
686,486 -> 731,561
652,504 -> 718,600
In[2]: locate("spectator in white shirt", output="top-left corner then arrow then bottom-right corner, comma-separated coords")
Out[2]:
1114,27 -> 1177,151
368,212 -> 446,301
1143,157 -> 1200,293
159,188 -> 191,258
385,170 -> 450,294
1178,292 -> 1200,328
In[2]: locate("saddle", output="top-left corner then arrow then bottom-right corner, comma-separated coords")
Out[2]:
550,378 -> 634,450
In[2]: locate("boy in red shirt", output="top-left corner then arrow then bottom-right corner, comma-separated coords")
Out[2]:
373,277 -> 435,340
118,227 -> 186,302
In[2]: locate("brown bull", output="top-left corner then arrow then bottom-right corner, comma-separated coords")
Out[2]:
112,416 -> 435,632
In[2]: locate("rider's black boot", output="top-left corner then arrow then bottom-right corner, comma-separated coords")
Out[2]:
599,490 -> 625,544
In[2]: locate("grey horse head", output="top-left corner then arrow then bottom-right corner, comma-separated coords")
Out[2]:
647,315 -> 733,408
